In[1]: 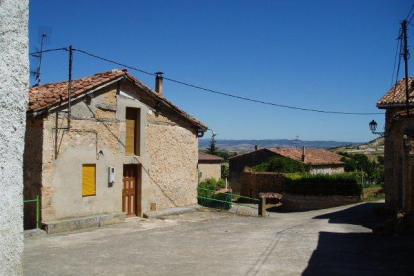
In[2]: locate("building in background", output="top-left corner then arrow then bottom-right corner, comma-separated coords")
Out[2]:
0,0 -> 29,274
229,147 -> 344,192
24,69 -> 208,233
377,78 -> 414,212
198,152 -> 224,181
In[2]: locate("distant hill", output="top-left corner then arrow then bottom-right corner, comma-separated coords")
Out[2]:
331,137 -> 384,158
199,139 -> 363,153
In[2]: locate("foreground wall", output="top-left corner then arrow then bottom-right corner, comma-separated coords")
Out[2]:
0,0 -> 29,274
282,193 -> 361,211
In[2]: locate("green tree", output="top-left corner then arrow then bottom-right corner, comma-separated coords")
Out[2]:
253,157 -> 306,173
206,136 -> 218,155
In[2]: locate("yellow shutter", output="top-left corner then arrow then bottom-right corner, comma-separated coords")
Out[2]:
82,164 -> 96,196
126,116 -> 136,155
126,108 -> 140,155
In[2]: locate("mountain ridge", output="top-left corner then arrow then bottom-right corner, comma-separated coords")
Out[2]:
199,139 -> 364,152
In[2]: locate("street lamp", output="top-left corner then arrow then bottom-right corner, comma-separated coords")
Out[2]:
369,120 -> 384,136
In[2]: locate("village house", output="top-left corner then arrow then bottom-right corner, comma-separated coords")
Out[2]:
23,69 -> 208,232
198,152 -> 223,181
377,78 -> 414,213
229,147 -> 344,192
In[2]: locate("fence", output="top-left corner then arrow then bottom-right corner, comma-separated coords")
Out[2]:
197,187 -> 266,216
24,195 -> 41,229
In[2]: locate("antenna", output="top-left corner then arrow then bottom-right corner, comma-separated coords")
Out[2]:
30,26 -> 52,86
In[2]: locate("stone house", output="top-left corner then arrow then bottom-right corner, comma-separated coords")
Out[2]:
229,147 -> 344,192
24,69 -> 208,232
377,78 -> 414,212
198,152 -> 223,181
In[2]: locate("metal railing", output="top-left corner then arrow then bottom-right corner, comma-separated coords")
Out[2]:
197,187 -> 266,216
24,195 -> 41,229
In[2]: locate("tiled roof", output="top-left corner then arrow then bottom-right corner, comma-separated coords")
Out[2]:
229,147 -> 344,166
28,69 -> 208,130
198,152 -> 223,162
267,148 -> 344,165
377,78 -> 414,108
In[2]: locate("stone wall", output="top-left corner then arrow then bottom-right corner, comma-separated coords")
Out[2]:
229,149 -> 276,193
198,162 -> 221,181
0,0 -> 28,274
383,108 -> 414,212
240,169 -> 284,199
23,118 -> 43,229
145,110 -> 198,211
282,193 -> 361,211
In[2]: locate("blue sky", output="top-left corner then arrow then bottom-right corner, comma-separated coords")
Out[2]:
29,0 -> 412,142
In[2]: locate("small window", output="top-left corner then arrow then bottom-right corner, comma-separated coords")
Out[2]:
82,164 -> 96,197
125,108 -> 140,156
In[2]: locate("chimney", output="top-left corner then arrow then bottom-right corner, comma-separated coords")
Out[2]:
155,71 -> 164,96
255,145 -> 259,151
301,146 -> 306,162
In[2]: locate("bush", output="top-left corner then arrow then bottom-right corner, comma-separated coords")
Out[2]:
253,157 -> 306,173
285,173 -> 362,196
197,178 -> 231,210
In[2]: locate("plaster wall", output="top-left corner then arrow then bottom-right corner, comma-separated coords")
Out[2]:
0,0 -> 28,274
198,162 -> 221,181
309,166 -> 344,175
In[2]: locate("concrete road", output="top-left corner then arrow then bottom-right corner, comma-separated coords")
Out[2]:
23,202 -> 414,276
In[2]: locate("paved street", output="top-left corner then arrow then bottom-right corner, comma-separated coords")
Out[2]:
24,202 -> 414,276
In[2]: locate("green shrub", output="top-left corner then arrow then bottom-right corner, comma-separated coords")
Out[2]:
284,173 -> 362,196
197,178 -> 231,209
253,157 -> 306,173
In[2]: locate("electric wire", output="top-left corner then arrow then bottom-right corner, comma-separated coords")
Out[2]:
29,47 -> 68,56
73,48 -> 383,116
27,46 -> 384,115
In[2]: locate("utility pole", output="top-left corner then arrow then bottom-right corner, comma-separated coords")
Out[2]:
67,45 -> 73,129
402,20 -> 410,117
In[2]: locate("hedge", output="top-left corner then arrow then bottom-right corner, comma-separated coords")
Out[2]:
284,173 -> 362,196
197,178 -> 232,210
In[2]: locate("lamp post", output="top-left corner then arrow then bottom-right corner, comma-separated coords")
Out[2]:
369,120 -> 384,136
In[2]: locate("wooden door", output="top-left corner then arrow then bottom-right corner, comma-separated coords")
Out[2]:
123,164 -> 139,217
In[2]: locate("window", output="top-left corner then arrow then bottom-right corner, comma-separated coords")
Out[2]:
125,108 -> 140,156
82,164 -> 96,197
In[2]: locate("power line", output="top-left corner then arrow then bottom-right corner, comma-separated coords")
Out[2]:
29,47 -> 68,56
407,3 -> 414,22
73,48 -> 155,77
31,46 -> 385,116
73,48 -> 383,116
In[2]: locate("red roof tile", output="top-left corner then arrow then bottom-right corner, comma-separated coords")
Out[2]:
377,78 -> 414,108
267,148 -> 344,166
28,69 -> 208,130
198,152 -> 224,162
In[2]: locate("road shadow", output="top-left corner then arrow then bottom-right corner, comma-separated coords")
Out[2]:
311,202 -> 387,229
303,202 -> 414,275
302,231 -> 414,275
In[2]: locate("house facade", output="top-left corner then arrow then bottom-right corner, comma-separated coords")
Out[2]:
198,152 -> 223,181
377,78 -> 414,212
229,147 -> 344,192
24,69 -> 208,230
